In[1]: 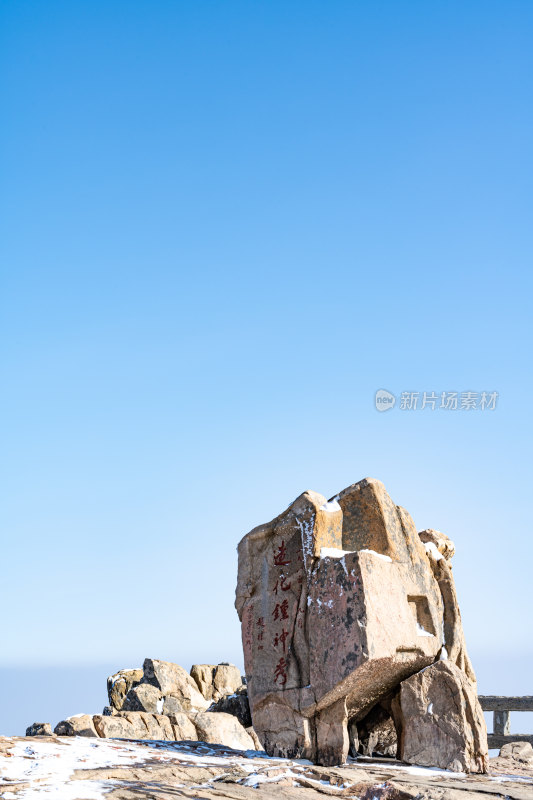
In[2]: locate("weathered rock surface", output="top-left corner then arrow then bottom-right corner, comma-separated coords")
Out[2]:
93,711 -> 174,740
236,478 -> 446,766
2,736 -> 530,800
107,667 -> 143,711
193,711 -> 256,750
357,704 -> 398,757
501,741 -> 533,764
209,685 -> 252,728
394,660 -> 488,772
162,693 -> 191,716
53,704 -> 257,749
53,714 -> 98,737
170,711 -> 198,741
144,658 -> 210,711
93,712 -> 143,739
25,722 -> 52,736
62,707 -> 258,748
122,682 -> 162,713
419,528 -> 476,683
490,741 -> 533,779
191,663 -> 243,702
246,726 -> 262,750
38,657 -> 256,751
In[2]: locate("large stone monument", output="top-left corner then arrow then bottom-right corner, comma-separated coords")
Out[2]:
235,477 -> 488,771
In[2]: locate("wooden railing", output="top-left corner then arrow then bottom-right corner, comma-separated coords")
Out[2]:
478,696 -> 533,749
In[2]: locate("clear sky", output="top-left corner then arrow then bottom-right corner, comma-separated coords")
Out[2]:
1,1 -> 532,736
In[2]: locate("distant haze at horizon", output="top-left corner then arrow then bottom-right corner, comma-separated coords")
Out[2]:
2,651 -> 533,739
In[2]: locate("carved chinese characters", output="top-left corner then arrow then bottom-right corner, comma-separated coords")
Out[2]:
236,478 -> 487,771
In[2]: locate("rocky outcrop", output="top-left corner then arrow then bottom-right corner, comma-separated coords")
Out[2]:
25,722 -> 52,736
107,668 -> 143,711
122,683 -> 163,713
191,663 -> 243,702
54,714 -> 98,737
236,477 -> 486,771
170,711 -> 198,741
143,658 -> 210,711
108,659 -> 249,726
500,741 -> 533,764
392,661 -> 488,772
93,711 -> 175,740
235,478 -> 443,765
35,658 -> 259,750
194,712 -> 255,750
93,709 -> 255,748
210,686 -> 252,728
419,528 -> 476,683
108,659 -> 233,718
490,741 -> 533,779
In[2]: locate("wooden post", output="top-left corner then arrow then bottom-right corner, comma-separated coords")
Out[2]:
494,710 -> 511,736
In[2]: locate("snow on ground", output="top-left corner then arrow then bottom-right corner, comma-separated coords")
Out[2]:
0,736 -> 297,798
356,757 -> 533,785
1,737 -> 532,797
0,737 -> 166,799
360,760 -> 467,779
1,778 -> 112,800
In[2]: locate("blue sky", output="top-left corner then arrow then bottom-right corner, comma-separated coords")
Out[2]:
1,1 -> 532,735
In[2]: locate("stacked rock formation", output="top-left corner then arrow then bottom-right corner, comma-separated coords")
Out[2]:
32,659 -> 258,751
235,477 -> 488,771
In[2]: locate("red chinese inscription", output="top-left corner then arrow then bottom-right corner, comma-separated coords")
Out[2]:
274,657 -> 288,685
273,540 -> 291,566
273,575 -> 291,594
272,598 -> 289,621
274,628 -> 289,653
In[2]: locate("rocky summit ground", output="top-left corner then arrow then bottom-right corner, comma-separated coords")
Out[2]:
1,736 -> 532,800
